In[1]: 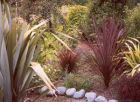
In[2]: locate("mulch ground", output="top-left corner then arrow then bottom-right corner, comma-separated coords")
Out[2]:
26,95 -> 86,102
25,42 -> 121,102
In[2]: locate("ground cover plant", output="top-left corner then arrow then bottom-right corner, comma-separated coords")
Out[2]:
125,4 -> 140,37
64,73 -> 93,91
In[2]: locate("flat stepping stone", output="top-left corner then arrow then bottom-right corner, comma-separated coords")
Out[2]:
85,92 -> 97,102
73,89 -> 85,99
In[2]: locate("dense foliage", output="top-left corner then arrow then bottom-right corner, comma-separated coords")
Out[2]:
125,4 -> 140,37
65,5 -> 88,34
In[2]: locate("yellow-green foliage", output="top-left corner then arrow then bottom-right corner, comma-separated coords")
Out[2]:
34,32 -> 61,64
125,4 -> 140,37
68,5 -> 88,26
124,38 -> 140,76
63,5 -> 88,34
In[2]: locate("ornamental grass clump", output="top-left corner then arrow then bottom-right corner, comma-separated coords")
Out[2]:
85,17 -> 126,88
58,50 -> 79,73
124,37 -> 140,76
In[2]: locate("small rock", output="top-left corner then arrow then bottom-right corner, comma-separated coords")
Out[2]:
85,92 -> 97,102
39,86 -> 48,94
56,86 -> 67,95
108,99 -> 118,102
95,96 -> 107,102
66,88 -> 76,97
73,89 -> 85,99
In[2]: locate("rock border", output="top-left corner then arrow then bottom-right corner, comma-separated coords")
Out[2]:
38,86 -> 119,102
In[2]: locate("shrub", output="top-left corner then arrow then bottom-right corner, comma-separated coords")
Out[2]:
61,5 -> 89,35
73,0 -> 88,5
127,0 -> 140,8
85,17 -> 126,88
119,74 -> 140,102
64,73 -> 93,91
124,38 -> 140,76
83,0 -> 126,37
58,50 -> 79,73
99,0 -> 127,5
87,0 -> 126,24
34,32 -> 62,64
125,4 -> 140,37
20,0 -> 74,22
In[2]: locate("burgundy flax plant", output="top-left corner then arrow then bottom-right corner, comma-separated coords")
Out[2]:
85,17 -> 126,88
58,50 -> 79,73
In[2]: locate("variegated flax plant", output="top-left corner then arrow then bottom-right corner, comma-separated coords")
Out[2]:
0,0 -> 56,102
124,37 -> 140,76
